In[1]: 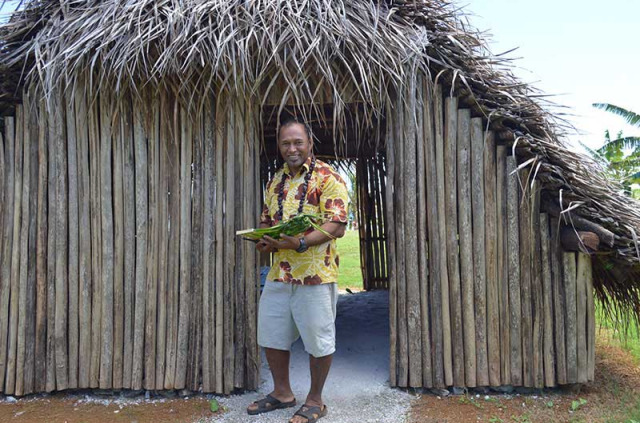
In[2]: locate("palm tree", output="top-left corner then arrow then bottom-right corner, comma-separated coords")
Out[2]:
588,103 -> 640,198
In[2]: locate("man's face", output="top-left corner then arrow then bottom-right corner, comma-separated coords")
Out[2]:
278,123 -> 313,172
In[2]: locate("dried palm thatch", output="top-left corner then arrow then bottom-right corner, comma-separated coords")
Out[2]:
0,0 -> 639,315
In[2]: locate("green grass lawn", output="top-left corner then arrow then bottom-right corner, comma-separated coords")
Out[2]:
336,229 -> 363,291
596,302 -> 640,362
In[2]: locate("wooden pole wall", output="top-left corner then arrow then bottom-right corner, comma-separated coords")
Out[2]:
0,90 -> 260,396
0,87 -> 598,394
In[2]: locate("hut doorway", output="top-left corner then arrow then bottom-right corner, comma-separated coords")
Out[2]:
259,108 -> 389,292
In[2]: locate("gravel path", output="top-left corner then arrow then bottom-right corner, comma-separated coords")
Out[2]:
206,290 -> 412,423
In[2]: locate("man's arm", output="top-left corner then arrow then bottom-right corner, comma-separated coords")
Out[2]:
260,221 -> 345,251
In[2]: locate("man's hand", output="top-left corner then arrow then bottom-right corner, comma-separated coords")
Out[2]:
260,234 -> 301,251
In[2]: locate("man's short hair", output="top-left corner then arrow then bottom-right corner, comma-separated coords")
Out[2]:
278,115 -> 312,141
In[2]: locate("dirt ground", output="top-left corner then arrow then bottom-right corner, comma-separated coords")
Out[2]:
409,330 -> 640,423
1,330 -> 638,423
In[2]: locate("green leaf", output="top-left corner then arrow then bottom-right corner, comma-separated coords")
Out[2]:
210,399 -> 219,412
593,103 -> 640,127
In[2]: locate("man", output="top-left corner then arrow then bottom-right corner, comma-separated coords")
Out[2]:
246,117 -> 348,423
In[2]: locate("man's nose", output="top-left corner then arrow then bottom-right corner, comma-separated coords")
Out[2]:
287,144 -> 297,153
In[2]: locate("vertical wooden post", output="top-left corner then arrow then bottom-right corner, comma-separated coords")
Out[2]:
506,156 -> 522,386
0,118 -> 12,394
425,83 -> 444,388
518,167 -> 533,387
233,102 -> 245,389
484,132 -> 500,386
404,80 -> 423,388
47,103 -> 59,392
550,217 -> 567,384
470,118 -> 488,386
540,214 -> 556,387
214,98 -> 225,393
530,184 -> 544,388
75,83 -> 92,389
496,144 -> 510,385
99,91 -> 114,390
563,252 -> 578,383
112,99 -> 125,390
35,100 -> 49,393
131,103 -> 148,390
6,107 -> 24,395
576,253 -> 589,383
144,100 -> 160,390
457,109 -> 476,387
122,97 -> 136,389
444,96 -> 464,387
585,254 -> 595,381
385,102 -> 398,387
16,101 -> 31,396
417,76 -> 433,388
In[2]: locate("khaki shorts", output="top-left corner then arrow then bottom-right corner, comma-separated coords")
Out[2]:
258,281 -> 338,358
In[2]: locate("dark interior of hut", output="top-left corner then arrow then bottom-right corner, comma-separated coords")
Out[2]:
259,105 -> 390,291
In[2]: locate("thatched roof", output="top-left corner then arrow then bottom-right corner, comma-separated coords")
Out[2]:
1,0 -> 639,315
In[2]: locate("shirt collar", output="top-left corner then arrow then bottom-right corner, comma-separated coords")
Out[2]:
283,156 -> 313,177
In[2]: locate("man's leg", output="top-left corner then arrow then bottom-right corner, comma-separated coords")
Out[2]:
247,347 -> 295,413
288,353 -> 332,423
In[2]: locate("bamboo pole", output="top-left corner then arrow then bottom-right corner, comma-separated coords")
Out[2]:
530,184 -> 544,388
111,101 -> 125,390
131,104 -> 148,390
0,117 -> 15,394
98,91 -> 114,389
155,94 -> 169,389
24,95 -> 39,395
445,97 -> 465,386
6,107 -> 24,395
484,132 -> 500,386
65,92 -> 79,389
576,253 -> 589,383
470,117 -> 488,386
34,100 -> 49,392
585,254 -> 595,381
457,109 -> 476,387
416,76 -> 432,388
54,93 -> 69,391
518,167 -> 533,387
88,90 -> 102,388
496,145 -> 510,385
233,102 -> 245,389
540,214 -> 556,387
506,156 -> 522,386
144,100 -> 160,390
404,80 -> 422,388
394,96 -> 409,388
16,101 -> 31,396
563,252 -> 578,383
224,104 -> 236,394
74,83 -> 92,389
164,101 -> 180,390
202,97 -> 215,393
425,83 -> 444,388
214,98 -> 225,393
550,216 -> 567,384
385,102 -> 398,386
121,97 -> 135,389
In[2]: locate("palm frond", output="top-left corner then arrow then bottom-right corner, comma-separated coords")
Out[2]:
593,103 -> 640,127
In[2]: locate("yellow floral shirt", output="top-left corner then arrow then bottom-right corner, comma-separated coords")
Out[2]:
260,158 -> 348,285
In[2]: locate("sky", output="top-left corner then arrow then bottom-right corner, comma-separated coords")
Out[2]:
468,0 -> 640,151
1,1 -> 638,152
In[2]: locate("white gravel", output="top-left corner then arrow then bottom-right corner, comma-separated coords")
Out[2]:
206,290 -> 412,423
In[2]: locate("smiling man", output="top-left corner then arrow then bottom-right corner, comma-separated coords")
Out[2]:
246,117 -> 348,423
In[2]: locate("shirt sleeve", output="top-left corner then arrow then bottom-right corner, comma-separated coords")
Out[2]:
320,173 -> 349,224
260,178 -> 275,226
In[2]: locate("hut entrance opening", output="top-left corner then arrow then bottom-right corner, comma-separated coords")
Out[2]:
259,107 -> 389,291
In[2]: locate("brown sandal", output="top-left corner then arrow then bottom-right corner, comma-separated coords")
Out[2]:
289,404 -> 328,423
246,394 -> 297,415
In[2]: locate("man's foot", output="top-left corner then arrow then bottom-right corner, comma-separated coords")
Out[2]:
246,393 -> 296,415
288,403 -> 328,423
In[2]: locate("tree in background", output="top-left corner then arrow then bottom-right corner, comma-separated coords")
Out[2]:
585,103 -> 640,199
